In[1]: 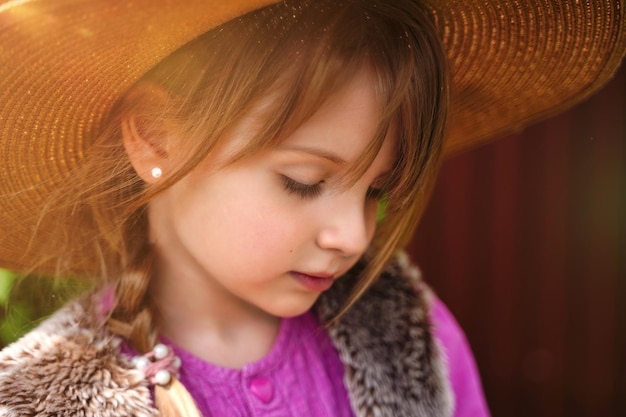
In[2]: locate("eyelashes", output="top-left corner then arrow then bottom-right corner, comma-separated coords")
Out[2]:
280,175 -> 385,201
281,176 -> 323,199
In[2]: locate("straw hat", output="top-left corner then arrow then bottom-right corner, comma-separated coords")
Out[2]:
0,0 -> 625,273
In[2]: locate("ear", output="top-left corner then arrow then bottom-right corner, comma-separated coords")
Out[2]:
121,85 -> 175,183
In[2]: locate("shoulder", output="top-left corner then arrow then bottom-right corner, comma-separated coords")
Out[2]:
430,299 -> 491,417
0,294 -> 156,417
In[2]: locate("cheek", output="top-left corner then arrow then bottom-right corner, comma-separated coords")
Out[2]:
203,192 -> 298,255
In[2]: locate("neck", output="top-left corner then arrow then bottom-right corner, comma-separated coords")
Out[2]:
150,255 -> 281,369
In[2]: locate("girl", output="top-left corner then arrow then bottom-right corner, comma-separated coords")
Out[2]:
0,0 -> 623,416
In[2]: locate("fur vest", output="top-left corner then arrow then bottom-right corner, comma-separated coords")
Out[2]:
0,253 -> 453,416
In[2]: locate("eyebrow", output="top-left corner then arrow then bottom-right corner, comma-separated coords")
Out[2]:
278,144 -> 347,165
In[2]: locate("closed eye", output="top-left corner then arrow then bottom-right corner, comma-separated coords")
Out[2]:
281,176 -> 323,199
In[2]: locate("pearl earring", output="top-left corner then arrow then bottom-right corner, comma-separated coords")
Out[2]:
151,167 -> 162,179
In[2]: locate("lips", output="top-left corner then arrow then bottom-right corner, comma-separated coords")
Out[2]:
290,271 -> 335,292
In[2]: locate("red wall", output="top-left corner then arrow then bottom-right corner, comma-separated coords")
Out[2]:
409,65 -> 625,417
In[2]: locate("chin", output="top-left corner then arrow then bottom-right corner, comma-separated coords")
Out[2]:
262,297 -> 319,319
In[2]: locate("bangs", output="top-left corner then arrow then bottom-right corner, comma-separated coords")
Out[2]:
229,0 -> 448,217
222,1 -> 447,213
135,0 -> 446,242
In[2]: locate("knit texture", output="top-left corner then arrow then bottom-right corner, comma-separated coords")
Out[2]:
171,312 -> 352,416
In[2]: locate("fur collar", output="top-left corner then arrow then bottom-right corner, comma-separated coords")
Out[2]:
317,252 -> 453,417
0,295 -> 156,417
0,253 -> 452,416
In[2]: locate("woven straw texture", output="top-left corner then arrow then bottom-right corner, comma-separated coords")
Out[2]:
426,0 -> 626,154
0,0 -> 625,273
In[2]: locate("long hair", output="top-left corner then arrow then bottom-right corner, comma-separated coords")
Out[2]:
33,0 -> 448,415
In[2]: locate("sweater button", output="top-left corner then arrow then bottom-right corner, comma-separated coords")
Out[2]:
249,376 -> 274,403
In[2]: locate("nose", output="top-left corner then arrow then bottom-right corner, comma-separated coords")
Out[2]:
315,198 -> 373,258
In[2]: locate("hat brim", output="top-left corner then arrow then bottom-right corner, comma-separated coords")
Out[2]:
0,0 -> 625,273
426,0 -> 626,154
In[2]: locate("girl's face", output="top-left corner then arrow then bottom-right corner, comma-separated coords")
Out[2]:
148,73 -> 395,320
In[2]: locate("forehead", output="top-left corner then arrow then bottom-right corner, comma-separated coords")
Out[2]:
216,71 -> 396,170
281,73 -> 389,159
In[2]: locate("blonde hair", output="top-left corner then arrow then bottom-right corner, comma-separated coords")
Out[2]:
33,0 -> 448,415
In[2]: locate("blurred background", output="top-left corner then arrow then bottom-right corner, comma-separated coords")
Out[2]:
409,65 -> 625,416
1,65 -> 624,417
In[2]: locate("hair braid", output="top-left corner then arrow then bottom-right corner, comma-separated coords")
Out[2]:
105,253 -> 203,417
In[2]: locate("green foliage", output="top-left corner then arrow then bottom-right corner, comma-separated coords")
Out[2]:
0,269 -> 14,305
376,195 -> 388,223
0,269 -> 91,348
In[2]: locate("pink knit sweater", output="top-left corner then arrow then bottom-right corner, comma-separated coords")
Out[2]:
168,299 -> 490,416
